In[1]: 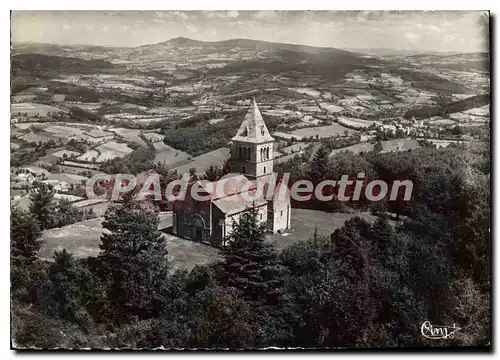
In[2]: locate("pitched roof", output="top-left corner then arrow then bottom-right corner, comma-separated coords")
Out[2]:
200,174 -> 255,200
232,98 -> 274,144
213,194 -> 268,216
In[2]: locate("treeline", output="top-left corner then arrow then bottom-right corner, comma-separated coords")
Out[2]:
403,94 -> 490,119
11,130 -> 491,349
11,160 -> 490,347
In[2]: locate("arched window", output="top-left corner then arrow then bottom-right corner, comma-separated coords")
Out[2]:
264,166 -> 266,173
239,147 -> 243,159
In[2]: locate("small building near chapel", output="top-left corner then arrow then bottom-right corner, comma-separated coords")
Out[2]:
172,98 -> 291,247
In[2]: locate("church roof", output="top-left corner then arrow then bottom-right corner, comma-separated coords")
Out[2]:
213,193 -> 268,216
201,174 -> 256,201
232,98 -> 275,144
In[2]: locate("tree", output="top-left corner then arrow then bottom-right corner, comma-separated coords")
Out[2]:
219,207 -> 285,305
308,146 -> 329,183
218,207 -> 295,346
11,207 -> 46,304
368,214 -> 394,258
29,181 -> 55,230
11,206 -> 42,266
204,165 -> 222,182
99,201 -> 169,323
374,141 -> 383,153
193,286 -> 258,348
50,200 -> 84,228
36,250 -> 94,329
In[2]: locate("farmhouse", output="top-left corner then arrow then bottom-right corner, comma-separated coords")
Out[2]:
172,99 -> 292,247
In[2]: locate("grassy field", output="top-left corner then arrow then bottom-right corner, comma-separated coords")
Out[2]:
153,142 -> 191,167
95,141 -> 134,162
290,123 -> 356,139
320,103 -> 344,113
329,138 -> 420,157
173,147 -> 230,175
268,209 -> 375,250
338,117 -> 382,129
142,132 -> 165,142
40,214 -> 221,273
329,142 -> 375,156
44,125 -> 84,137
380,138 -> 420,153
109,127 -> 147,147
40,209 -> 375,272
11,102 -> 64,117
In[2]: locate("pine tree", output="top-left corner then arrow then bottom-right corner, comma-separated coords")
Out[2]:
99,201 -> 168,323
204,165 -> 221,182
309,146 -> 330,183
219,207 -> 294,345
11,206 -> 46,304
38,249 -> 94,328
29,181 -> 55,230
11,206 -> 42,266
220,207 -> 285,305
369,214 -> 394,258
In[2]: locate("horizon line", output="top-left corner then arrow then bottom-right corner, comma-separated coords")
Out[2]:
11,37 -> 486,55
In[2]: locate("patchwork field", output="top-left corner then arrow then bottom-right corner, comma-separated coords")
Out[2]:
142,132 -> 165,142
20,132 -> 58,144
173,147 -> 230,175
95,141 -> 134,162
428,117 -> 458,125
380,138 -> 420,153
12,95 -> 36,103
11,103 -> 65,117
290,87 -> 322,98
329,138 -> 420,157
290,123 -> 356,139
77,150 -> 100,162
69,103 -> 102,112
44,125 -> 84,137
281,142 -> 317,155
329,142 -> 375,156
462,105 -> 489,117
338,117 -> 382,129
62,161 -> 101,169
320,103 -> 344,113
56,165 -> 107,176
153,142 -> 191,166
109,127 -> 147,146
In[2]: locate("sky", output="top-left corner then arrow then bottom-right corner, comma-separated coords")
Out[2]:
11,10 -> 489,53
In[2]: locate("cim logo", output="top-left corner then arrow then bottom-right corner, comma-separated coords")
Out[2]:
421,321 -> 461,340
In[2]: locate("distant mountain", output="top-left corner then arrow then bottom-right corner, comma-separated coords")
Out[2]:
341,47 -> 471,56
12,37 -> 368,64
142,37 -> 360,55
